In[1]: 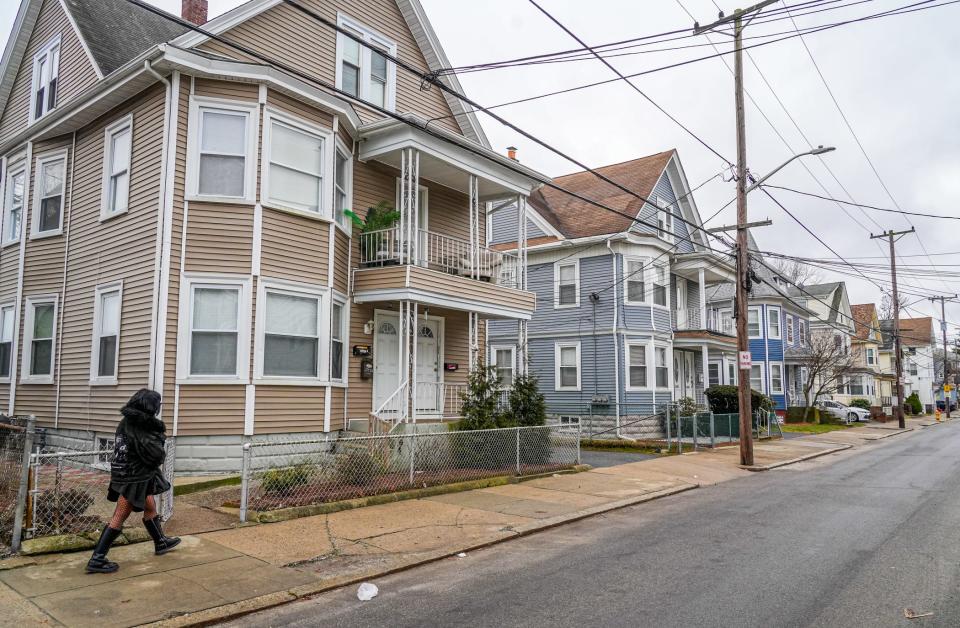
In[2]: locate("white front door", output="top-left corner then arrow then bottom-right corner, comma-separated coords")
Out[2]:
415,319 -> 442,415
676,277 -> 688,329
684,352 -> 696,399
373,314 -> 401,414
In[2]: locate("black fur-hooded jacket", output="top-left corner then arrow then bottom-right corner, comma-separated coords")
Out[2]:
110,406 -> 167,486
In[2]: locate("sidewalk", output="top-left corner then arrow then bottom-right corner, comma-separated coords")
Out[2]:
0,433 -> 890,628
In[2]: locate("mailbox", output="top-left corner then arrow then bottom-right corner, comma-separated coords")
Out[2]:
360,357 -> 373,380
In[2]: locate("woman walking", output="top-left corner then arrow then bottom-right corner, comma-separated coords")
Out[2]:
86,389 -> 180,574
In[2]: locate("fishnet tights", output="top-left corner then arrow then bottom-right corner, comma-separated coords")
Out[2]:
108,495 -> 157,529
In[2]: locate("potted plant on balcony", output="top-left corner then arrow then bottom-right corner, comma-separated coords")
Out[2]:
354,201 -> 401,267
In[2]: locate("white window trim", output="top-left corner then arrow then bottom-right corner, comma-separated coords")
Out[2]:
623,256 -> 646,305
770,362 -> 784,395
29,35 -> 61,124
176,273 -> 252,385
0,301 -> 15,384
798,320 -> 807,345
747,306 -> 762,339
650,264 -> 670,310
333,135 -> 354,235
768,306 -> 782,340
254,278 -> 330,385
786,316 -> 794,344
654,344 -> 671,390
554,341 -> 581,391
750,362 -> 766,394
21,294 -> 58,384
335,13 -> 398,111
625,340 -> 651,391
260,107 -> 334,220
100,114 -> 134,221
554,260 -> 580,309
490,344 -> 516,387
186,96 -> 260,204
2,163 -> 26,247
30,148 -> 68,239
89,281 -> 123,386
330,291 -> 349,385
656,197 -> 674,244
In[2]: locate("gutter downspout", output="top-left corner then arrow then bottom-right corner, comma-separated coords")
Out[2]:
53,131 -> 77,428
9,141 -> 32,416
607,240 -> 631,440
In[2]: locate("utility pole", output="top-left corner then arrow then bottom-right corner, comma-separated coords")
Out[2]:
871,228 -> 915,429
695,0 -> 776,466
928,294 -> 957,417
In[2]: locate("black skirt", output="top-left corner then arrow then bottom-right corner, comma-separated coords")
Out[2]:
107,472 -> 172,512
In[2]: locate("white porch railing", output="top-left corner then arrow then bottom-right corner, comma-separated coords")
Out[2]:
673,308 -> 734,335
359,227 -> 521,288
414,382 -> 468,418
373,382 -> 408,429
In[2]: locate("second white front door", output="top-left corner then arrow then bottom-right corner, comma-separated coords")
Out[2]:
372,312 -> 443,415
415,319 -> 442,415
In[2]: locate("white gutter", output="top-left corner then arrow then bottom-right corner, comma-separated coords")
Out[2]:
9,141 -> 32,415
53,131 -> 77,427
607,239 -> 629,441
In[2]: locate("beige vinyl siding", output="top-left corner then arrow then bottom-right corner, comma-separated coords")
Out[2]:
176,385 -> 246,435
333,228 -> 349,294
196,0 -> 465,135
329,386 -> 346,431
184,203 -> 254,273
346,299 -> 374,416
259,209 -> 328,283
254,385 -> 325,434
267,90 -> 334,129
0,0 -> 100,146
56,85 -> 166,433
193,78 -> 259,102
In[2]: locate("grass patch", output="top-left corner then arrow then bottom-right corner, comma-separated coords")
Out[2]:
780,422 -> 854,434
580,439 -> 674,455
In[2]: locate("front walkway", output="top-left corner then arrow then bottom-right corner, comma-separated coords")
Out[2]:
0,424 -> 930,628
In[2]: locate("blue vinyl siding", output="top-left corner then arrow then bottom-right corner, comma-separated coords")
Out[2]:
525,254 -> 614,336
529,334 -> 618,413
631,173 -> 694,254
488,201 -> 547,245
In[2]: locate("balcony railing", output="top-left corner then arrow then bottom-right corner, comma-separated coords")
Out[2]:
673,308 -> 734,335
359,227 -> 521,289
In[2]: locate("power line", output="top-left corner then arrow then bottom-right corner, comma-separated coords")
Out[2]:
761,184 -> 960,220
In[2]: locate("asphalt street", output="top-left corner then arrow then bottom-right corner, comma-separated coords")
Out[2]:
225,422 -> 960,628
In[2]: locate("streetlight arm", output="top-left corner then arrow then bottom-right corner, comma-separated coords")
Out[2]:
745,146 -> 835,193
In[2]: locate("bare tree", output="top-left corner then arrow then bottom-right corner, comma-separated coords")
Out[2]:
770,258 -> 822,288
878,291 -> 908,320
798,330 -> 860,419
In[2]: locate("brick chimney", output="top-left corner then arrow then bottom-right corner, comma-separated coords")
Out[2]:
182,0 -> 208,25
506,146 -> 517,161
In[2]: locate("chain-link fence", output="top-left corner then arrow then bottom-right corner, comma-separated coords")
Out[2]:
671,410 -> 783,451
240,425 -> 581,522
1,416 -> 34,553
26,446 -> 115,540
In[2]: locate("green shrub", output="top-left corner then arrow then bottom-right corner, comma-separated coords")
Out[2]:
906,392 -> 923,415
334,448 -> 386,486
260,464 -> 314,495
704,385 -> 774,414
785,406 -> 820,423
457,362 -> 504,431
676,396 -> 699,417
508,374 -> 546,427
849,398 -> 871,410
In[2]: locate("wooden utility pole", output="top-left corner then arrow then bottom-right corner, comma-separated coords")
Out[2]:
695,0 -> 776,466
871,228 -> 915,429
928,294 -> 957,417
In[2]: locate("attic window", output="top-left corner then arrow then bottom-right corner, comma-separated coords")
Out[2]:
31,36 -> 61,122
655,197 -> 674,243
335,15 -> 397,111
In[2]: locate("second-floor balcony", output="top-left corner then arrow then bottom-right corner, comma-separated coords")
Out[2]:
359,227 -> 521,289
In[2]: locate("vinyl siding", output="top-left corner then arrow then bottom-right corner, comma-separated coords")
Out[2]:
629,172 -> 694,254
254,385 -> 326,434
0,0 -> 101,146
526,254 -> 613,337
196,0 -> 465,135
529,334 -> 616,414
333,228 -> 349,295
184,203 -> 254,273
259,208 -> 328,284
176,385 -> 246,436
488,201 -> 546,245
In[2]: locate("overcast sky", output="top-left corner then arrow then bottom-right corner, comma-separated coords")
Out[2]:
2,0 -> 958,333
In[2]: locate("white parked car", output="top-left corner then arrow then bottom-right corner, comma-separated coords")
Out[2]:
817,400 -> 870,424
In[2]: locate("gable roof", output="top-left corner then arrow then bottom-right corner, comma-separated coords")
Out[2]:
850,303 -> 878,342
790,281 -> 846,325
531,150 -> 674,239
879,317 -> 934,349
62,0 -> 188,75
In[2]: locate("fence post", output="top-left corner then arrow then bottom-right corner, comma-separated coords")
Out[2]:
665,406 -> 671,453
408,432 -> 416,486
239,442 -> 251,524
710,412 -> 716,448
11,416 -> 36,553
576,421 -> 582,465
692,413 -> 698,451
728,413 -> 733,444
676,406 -> 682,454
515,428 -> 521,475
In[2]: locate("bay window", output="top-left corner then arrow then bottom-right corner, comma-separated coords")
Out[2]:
91,283 -> 122,384
336,15 -> 397,110
263,291 -> 320,378
33,152 -> 66,236
768,307 -> 781,339
627,343 -> 648,389
189,99 -> 258,202
264,113 -> 327,214
334,140 -> 353,230
655,346 -> 669,388
624,258 -> 645,304
748,308 -> 761,338
331,299 -> 345,382
178,275 -> 251,383
652,265 -> 668,307
555,342 -> 580,391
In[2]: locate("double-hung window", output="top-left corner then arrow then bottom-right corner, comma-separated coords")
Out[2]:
179,275 -> 250,383
555,261 -> 579,307
336,15 -> 397,110
652,265 -> 668,307
708,362 -> 720,387
264,112 -> 327,215
624,258 -> 645,304
101,116 -> 133,219
656,198 -> 674,243
22,296 -> 57,383
31,36 -> 60,122
627,343 -> 648,389
768,307 -> 781,339
492,345 -> 515,388
189,99 -> 258,202
798,320 -> 807,345
262,289 -> 322,379
33,151 -> 66,237
655,346 -> 669,388
91,283 -> 122,384
770,364 -> 783,394
866,348 -> 876,366
330,299 -> 346,382
555,342 -> 580,391
0,304 -> 13,380
750,364 -> 764,393
3,166 -> 25,244
786,316 -> 795,343
333,140 -> 353,230
748,308 -> 761,338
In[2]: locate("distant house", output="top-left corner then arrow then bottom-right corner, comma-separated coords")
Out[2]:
833,303 -> 883,407
879,317 -> 936,411
487,150 -> 736,436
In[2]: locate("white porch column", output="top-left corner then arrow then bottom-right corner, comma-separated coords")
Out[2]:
469,174 -> 479,279
516,194 -> 528,376
698,268 -> 707,330
469,311 -> 480,371
701,343 -> 710,406
399,148 -> 420,265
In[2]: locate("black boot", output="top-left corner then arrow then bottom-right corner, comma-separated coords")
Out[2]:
143,516 -> 181,555
85,526 -> 122,574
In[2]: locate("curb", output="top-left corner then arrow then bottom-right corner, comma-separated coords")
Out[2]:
862,428 -> 913,440
741,444 -> 852,471
144,482 -> 698,627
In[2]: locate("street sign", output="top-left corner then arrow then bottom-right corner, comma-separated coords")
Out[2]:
738,351 -> 752,369
946,384 -> 953,393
